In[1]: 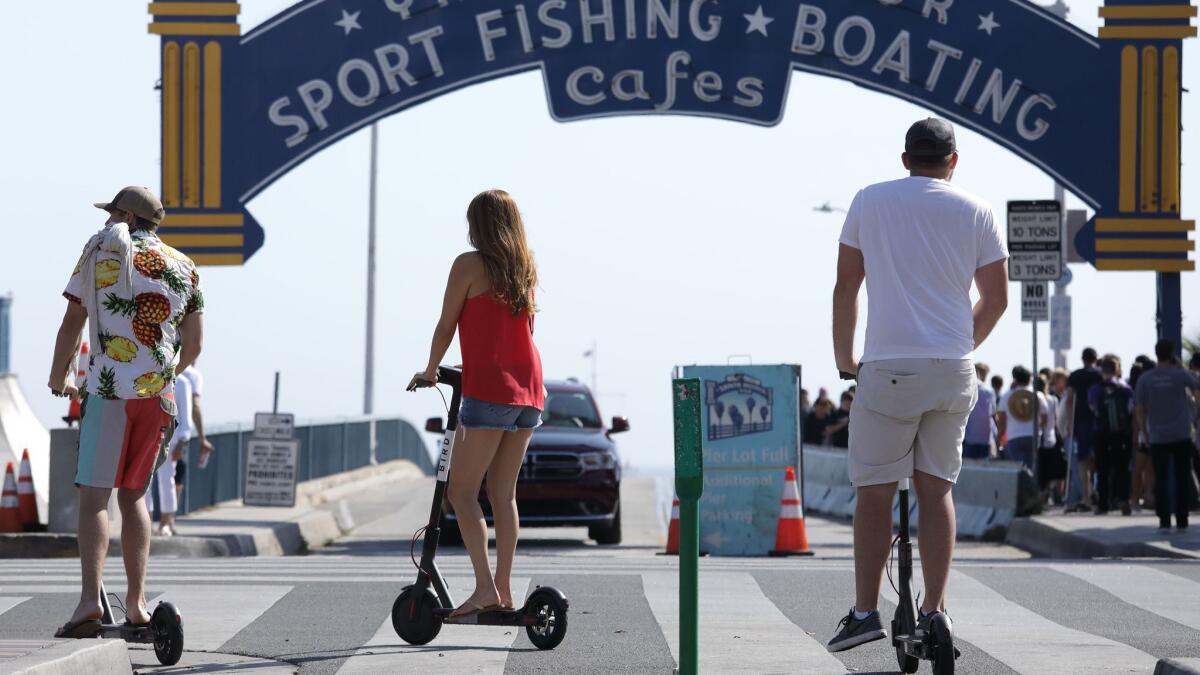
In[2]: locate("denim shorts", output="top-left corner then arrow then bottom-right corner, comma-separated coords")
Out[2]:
459,396 -> 542,431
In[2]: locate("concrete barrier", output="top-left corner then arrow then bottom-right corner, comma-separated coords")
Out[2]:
801,447 -> 1039,540
0,639 -> 131,675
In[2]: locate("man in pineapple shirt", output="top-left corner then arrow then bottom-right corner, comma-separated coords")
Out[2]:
47,186 -> 205,638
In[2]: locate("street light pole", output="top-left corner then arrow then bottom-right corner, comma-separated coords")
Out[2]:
364,123 -> 379,415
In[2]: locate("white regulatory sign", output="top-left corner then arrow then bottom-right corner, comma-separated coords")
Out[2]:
243,439 -> 299,507
1021,282 -> 1050,322
1051,295 -> 1072,350
1008,201 -> 1063,282
254,412 -> 295,440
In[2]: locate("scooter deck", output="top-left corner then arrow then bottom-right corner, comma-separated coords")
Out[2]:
97,624 -> 155,643
437,608 -> 539,627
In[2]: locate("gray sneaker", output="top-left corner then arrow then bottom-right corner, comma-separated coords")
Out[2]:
827,608 -> 887,653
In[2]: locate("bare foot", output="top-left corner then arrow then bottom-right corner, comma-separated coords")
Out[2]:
125,598 -> 151,625
68,600 -> 102,626
495,580 -> 514,609
449,587 -> 501,618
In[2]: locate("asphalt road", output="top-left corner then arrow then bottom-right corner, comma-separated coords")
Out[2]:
2,476 -> 1198,674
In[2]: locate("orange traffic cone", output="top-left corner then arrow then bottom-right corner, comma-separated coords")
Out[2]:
17,449 -> 38,530
0,463 -> 21,534
769,466 -> 814,556
660,496 -> 681,555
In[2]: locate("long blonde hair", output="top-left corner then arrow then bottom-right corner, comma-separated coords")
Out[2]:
467,190 -> 538,316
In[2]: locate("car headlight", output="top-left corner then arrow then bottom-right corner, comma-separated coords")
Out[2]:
580,451 -> 616,469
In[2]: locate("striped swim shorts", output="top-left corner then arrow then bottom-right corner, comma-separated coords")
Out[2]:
76,394 -> 176,491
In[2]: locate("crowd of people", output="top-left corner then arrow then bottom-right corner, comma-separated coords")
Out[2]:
964,343 -> 1199,531
804,342 -> 1200,533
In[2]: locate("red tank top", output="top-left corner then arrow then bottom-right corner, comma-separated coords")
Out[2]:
458,292 -> 544,409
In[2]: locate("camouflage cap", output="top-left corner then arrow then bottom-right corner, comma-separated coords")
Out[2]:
94,186 -> 165,225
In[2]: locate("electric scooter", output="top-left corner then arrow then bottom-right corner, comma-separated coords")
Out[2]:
889,479 -> 958,675
836,371 -> 958,674
97,582 -> 184,666
392,366 -> 569,649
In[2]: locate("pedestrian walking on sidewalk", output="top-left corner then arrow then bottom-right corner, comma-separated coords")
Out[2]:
997,366 -> 1049,473
962,363 -> 995,460
1089,356 -> 1134,515
1134,339 -> 1199,532
148,368 -> 193,536
828,118 -> 1008,653
1064,348 -> 1103,512
409,189 -> 544,618
46,186 -> 204,638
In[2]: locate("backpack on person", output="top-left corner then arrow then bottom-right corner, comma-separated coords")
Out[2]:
1096,382 -> 1132,435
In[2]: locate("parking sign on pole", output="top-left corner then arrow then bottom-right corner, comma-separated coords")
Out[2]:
1008,201 -> 1063,282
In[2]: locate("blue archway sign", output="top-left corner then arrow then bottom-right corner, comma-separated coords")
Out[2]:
150,0 -> 1193,333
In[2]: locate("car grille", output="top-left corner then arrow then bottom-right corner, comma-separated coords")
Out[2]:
521,451 -> 583,481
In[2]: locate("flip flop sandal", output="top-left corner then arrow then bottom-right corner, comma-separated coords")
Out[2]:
123,618 -> 152,629
54,618 -> 101,639
449,601 -> 502,619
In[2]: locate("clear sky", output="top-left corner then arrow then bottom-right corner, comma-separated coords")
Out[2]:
1,1 -> 1196,469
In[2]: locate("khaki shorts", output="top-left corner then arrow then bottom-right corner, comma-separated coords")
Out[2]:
849,359 -> 976,487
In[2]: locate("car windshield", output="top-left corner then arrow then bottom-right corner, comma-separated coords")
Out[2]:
541,390 -> 602,429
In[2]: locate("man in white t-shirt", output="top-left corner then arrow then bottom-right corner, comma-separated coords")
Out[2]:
827,119 -> 1009,653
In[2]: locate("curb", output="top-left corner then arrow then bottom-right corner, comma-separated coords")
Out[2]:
0,640 -> 131,675
1006,516 -> 1198,559
1157,658 -> 1200,675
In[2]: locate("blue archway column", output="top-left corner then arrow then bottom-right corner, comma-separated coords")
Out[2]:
148,0 -> 1193,342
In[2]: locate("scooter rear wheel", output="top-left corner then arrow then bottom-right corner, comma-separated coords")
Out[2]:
930,614 -> 956,675
891,607 -> 919,674
151,602 -> 184,666
393,586 -> 443,645
524,587 -> 568,650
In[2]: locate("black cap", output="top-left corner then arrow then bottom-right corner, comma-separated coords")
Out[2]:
905,118 -> 956,158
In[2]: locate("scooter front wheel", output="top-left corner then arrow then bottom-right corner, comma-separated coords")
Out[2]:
151,602 -> 184,666
891,607 -> 918,674
524,587 -> 568,650
930,613 -> 956,675
393,585 -> 443,645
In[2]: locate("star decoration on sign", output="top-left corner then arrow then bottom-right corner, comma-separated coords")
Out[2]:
744,6 -> 774,37
978,12 -> 1000,36
335,9 -> 362,35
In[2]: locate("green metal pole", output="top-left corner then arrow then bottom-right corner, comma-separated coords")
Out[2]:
673,378 -> 703,675
679,498 -> 699,675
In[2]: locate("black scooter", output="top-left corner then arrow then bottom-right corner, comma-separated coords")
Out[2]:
97,582 -> 184,666
889,479 -> 958,675
392,366 -> 569,649
837,370 -> 958,674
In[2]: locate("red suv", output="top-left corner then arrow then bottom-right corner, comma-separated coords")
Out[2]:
429,379 -> 628,545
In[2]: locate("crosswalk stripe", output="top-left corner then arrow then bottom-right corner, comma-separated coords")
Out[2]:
1052,563 -> 1200,633
642,571 -> 845,673
153,585 -> 292,651
335,576 -> 529,674
0,597 -> 30,619
937,570 -> 1159,674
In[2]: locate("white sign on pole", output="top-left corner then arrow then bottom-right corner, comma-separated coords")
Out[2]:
1051,295 -> 1072,350
254,412 -> 295,440
1008,201 -> 1064,282
1021,282 -> 1050,322
243,439 -> 300,507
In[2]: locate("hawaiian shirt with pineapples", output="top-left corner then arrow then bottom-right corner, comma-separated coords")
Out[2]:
63,230 -> 204,400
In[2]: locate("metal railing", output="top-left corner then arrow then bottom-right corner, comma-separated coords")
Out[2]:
176,416 -> 432,515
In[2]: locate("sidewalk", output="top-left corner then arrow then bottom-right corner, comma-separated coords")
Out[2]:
0,459 -> 427,559
1007,510 -> 1200,559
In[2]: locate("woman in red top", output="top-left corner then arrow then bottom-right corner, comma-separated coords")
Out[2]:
409,189 -> 544,618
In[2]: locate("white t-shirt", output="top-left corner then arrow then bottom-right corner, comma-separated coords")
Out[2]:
180,367 -> 204,398
169,372 -> 194,449
1041,395 -> 1058,448
840,177 -> 1007,362
999,387 -> 1049,440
